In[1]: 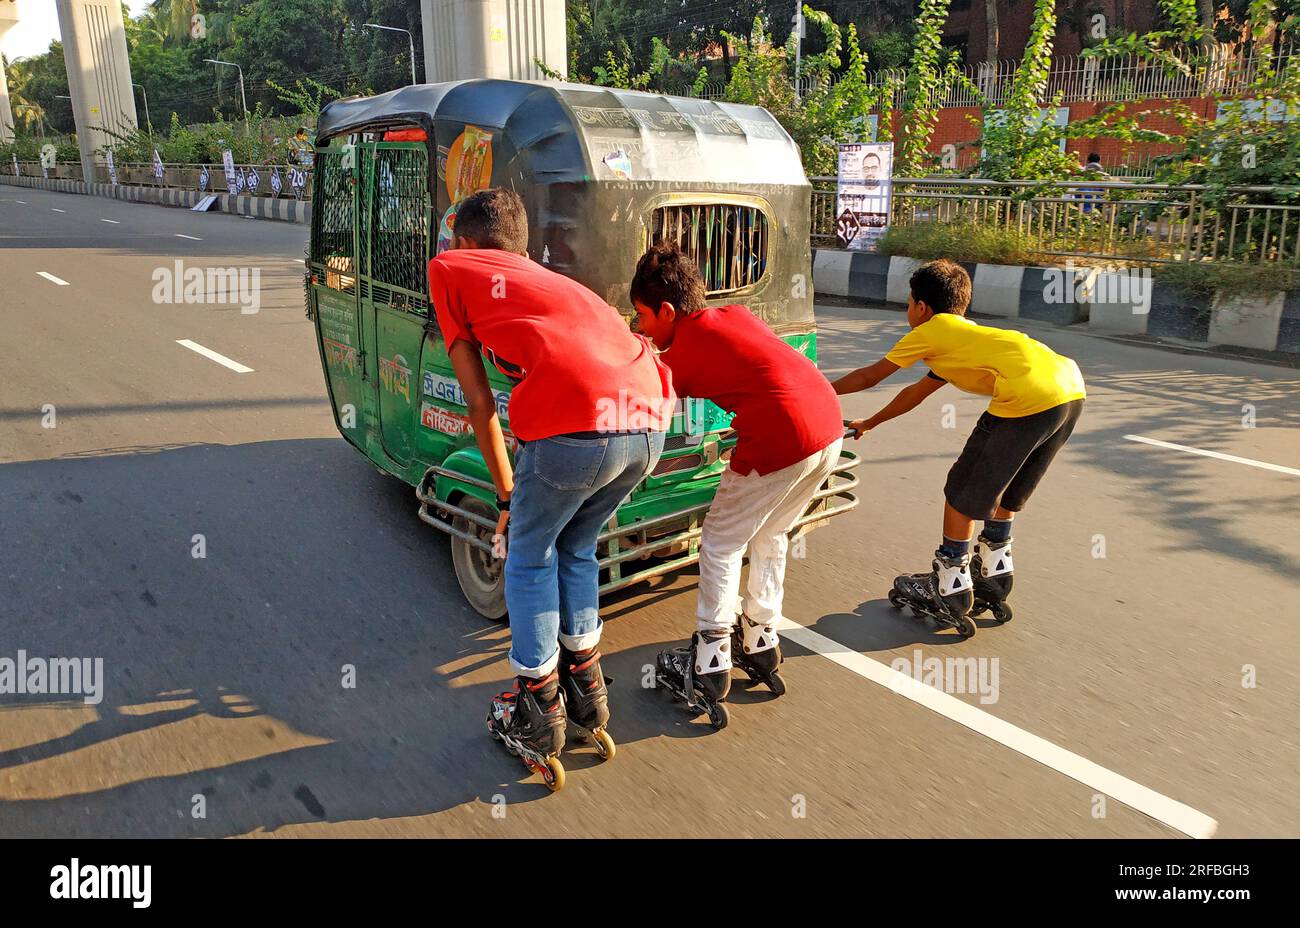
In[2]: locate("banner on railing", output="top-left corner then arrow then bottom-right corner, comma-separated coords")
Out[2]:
836,142 -> 893,252
106,150 -> 118,186
270,166 -> 283,198
221,149 -> 237,192
198,164 -> 210,192
152,149 -> 164,180
247,166 -> 260,194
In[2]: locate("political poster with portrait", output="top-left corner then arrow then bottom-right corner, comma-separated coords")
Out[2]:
221,149 -> 237,193
835,142 -> 893,252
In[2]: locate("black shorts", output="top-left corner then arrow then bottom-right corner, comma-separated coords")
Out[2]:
944,399 -> 1084,520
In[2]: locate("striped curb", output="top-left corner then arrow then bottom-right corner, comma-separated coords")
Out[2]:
1,173 -> 311,224
812,247 -> 1298,354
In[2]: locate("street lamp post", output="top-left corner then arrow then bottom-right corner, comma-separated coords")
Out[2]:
363,23 -> 419,86
132,83 -> 151,133
204,59 -> 248,119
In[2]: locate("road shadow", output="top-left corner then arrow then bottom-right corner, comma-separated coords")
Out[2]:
0,438 -> 649,837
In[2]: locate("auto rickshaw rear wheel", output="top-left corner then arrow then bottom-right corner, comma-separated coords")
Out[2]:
450,495 -> 509,621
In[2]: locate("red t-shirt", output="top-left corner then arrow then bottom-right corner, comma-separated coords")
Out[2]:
428,249 -> 674,441
663,305 -> 842,476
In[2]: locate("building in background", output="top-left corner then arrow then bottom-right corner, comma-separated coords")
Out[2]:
943,0 -> 1157,65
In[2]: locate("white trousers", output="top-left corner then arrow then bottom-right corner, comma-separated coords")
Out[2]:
695,438 -> 842,632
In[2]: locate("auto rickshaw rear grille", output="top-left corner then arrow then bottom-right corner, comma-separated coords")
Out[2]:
649,204 -> 769,296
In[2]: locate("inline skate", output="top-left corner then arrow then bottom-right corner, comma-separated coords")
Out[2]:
730,614 -> 786,696
969,535 -> 1014,624
888,550 -> 977,638
655,630 -> 731,730
559,645 -> 616,761
487,672 -> 567,791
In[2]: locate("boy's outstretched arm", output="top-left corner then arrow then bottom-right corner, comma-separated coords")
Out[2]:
846,374 -> 945,438
830,358 -> 899,395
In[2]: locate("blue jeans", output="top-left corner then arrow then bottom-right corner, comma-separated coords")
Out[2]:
505,430 -> 665,676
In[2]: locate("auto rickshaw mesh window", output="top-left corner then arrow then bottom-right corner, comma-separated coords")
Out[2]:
311,151 -> 356,293
369,147 -> 429,297
649,204 -> 770,295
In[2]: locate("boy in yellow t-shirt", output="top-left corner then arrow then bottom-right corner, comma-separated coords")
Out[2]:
832,259 -> 1085,631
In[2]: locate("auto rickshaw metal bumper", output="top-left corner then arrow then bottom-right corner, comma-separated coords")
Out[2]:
415,448 -> 861,597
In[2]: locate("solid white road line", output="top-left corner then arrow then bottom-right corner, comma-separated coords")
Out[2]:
1124,434 -> 1300,477
175,339 -> 254,373
37,272 -> 70,286
175,233 -> 203,241
777,618 -> 1219,839
100,218 -> 120,224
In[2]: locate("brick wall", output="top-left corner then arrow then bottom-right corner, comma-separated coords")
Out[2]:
885,96 -> 1220,172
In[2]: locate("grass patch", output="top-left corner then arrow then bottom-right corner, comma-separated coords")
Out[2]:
877,221 -> 1047,266
1154,261 -> 1299,297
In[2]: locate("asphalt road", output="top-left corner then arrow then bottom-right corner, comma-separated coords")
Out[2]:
2,185 -> 1298,838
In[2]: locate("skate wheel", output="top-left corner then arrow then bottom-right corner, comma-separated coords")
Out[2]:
593,728 -> 616,761
533,756 -> 565,792
888,590 -> 905,609
954,615 -> 977,639
767,672 -> 786,697
706,701 -> 729,731
992,602 -> 1013,624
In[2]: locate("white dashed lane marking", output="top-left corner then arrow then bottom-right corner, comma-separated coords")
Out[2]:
175,339 -> 254,373
37,272 -> 70,286
175,233 -> 203,241
100,219 -> 121,224
1125,434 -> 1300,477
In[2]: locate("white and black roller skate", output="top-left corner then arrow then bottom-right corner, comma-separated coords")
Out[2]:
888,551 -> 977,638
970,536 -> 1014,624
731,614 -> 786,696
654,630 -> 731,730
487,672 -> 567,791
559,646 -> 616,761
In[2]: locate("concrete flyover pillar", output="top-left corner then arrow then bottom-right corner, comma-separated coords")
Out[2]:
55,0 -> 138,180
0,0 -> 19,145
422,0 -> 567,83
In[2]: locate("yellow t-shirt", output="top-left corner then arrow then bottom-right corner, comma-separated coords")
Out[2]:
885,314 -> 1086,418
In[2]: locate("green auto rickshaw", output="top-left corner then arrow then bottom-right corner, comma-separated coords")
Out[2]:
306,78 -> 860,618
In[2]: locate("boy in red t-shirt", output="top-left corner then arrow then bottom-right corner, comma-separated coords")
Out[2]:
428,189 -> 674,781
631,242 -> 844,713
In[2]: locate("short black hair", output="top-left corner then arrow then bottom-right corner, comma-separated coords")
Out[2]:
630,241 -> 707,314
1087,152 -> 1102,163
453,188 -> 529,254
910,259 -> 971,315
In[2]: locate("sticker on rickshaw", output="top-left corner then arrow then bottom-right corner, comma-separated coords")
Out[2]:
446,125 -> 493,203
323,337 -> 359,372
602,149 -> 632,179
422,372 -> 509,419
422,404 -> 471,435
378,355 -> 413,400
436,203 -> 458,254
